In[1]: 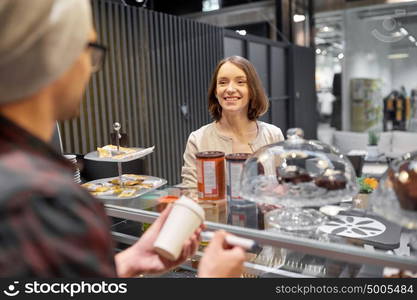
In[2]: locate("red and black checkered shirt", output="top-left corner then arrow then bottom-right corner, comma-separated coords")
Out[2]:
0,115 -> 116,277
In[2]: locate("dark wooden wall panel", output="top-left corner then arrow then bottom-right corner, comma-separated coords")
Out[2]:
60,0 -> 223,184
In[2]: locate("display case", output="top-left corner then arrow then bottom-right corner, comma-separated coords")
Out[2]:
103,187 -> 417,278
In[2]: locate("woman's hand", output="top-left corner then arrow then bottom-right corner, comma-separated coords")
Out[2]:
115,204 -> 203,277
197,230 -> 246,278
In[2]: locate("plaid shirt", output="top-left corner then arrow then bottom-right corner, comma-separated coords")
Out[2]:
0,115 -> 116,277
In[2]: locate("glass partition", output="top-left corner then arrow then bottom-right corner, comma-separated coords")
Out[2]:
104,185 -> 417,278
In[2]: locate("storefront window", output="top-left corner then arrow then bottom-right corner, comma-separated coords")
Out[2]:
316,1 -> 417,134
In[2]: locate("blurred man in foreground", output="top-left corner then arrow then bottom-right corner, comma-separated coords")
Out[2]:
0,0 -> 245,277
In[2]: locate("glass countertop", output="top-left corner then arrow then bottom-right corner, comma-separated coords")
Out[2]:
102,186 -> 417,276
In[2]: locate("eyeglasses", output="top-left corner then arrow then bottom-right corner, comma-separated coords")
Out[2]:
87,42 -> 107,73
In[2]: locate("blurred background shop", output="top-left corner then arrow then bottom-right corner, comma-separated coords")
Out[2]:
314,0 -> 417,147
60,0 -> 417,184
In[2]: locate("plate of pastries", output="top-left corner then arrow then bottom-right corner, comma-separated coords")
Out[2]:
81,174 -> 167,199
84,145 -> 155,162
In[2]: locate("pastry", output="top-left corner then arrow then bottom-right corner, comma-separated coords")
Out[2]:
118,189 -> 137,198
277,165 -> 312,184
97,145 -> 137,159
109,174 -> 146,186
314,169 -> 347,190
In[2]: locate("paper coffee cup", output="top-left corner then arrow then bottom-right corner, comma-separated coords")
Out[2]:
153,195 -> 205,261
64,154 -> 76,160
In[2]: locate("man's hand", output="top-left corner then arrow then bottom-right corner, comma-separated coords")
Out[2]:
115,204 -> 202,277
197,230 -> 246,278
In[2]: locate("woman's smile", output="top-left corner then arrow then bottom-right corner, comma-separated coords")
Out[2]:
223,96 -> 242,102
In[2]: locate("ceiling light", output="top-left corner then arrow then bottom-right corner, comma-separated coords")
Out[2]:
399,27 -> 408,36
293,14 -> 306,23
408,36 -> 416,43
338,53 -> 344,59
316,48 -> 322,54
322,26 -> 332,32
388,53 -> 409,59
235,30 -> 247,36
202,0 -> 220,11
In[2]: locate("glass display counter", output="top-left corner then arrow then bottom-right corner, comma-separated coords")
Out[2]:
103,187 -> 417,278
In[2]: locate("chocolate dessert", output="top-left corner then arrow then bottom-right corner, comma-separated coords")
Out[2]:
314,170 -> 347,190
391,161 -> 417,211
277,165 -> 312,184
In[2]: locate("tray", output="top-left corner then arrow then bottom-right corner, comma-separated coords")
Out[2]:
83,175 -> 167,200
318,210 -> 402,250
84,146 -> 154,163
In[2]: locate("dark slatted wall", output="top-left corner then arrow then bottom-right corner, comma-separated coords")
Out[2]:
60,0 -> 224,184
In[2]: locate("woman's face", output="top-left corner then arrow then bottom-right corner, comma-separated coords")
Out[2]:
215,61 -> 250,117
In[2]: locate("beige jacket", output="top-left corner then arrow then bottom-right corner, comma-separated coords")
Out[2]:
180,121 -> 284,188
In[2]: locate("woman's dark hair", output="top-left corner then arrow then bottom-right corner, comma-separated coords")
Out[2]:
208,56 -> 269,121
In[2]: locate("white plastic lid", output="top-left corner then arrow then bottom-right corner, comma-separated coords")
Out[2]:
174,195 -> 205,222
64,154 -> 76,160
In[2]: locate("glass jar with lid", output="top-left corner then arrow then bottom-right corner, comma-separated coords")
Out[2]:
369,151 -> 417,231
239,128 -> 358,235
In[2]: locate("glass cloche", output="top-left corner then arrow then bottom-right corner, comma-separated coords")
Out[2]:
369,151 -> 417,231
240,128 -> 359,208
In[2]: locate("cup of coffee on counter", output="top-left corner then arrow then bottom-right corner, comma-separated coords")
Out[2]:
153,195 -> 205,261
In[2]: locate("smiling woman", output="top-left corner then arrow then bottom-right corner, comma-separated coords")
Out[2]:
208,56 -> 269,122
180,56 -> 285,188
215,62 -> 250,116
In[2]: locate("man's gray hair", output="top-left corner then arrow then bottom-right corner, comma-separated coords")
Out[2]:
0,0 -> 92,104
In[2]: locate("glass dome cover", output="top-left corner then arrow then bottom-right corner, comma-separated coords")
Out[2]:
240,128 -> 358,208
369,151 -> 417,230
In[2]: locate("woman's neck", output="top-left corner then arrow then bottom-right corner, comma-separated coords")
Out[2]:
217,112 -> 257,137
